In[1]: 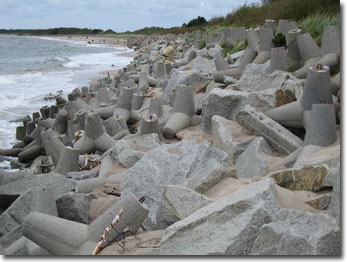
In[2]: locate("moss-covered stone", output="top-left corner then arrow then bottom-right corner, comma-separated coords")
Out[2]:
270,165 -> 327,192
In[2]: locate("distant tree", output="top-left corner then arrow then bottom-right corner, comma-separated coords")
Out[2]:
104,29 -> 117,34
262,0 -> 281,4
183,16 -> 207,27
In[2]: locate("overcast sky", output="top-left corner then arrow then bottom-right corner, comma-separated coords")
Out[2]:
0,0 -> 261,32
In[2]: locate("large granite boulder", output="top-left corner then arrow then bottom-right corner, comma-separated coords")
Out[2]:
111,133 -> 161,168
147,178 -> 280,255
234,137 -> 273,178
234,61 -> 302,93
251,209 -> 340,255
202,89 -> 249,133
56,192 -> 94,224
156,185 -> 213,228
120,141 -> 234,230
162,70 -> 207,103
188,56 -> 216,75
211,115 -> 255,164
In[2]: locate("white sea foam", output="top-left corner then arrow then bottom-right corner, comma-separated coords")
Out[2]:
63,60 -> 80,68
0,75 -> 16,84
0,53 -> 133,157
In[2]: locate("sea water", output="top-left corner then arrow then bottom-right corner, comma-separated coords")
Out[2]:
0,35 -> 133,169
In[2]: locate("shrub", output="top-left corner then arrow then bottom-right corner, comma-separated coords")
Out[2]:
272,33 -> 286,47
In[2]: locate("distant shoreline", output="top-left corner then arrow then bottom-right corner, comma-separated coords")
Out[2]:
38,35 -> 138,85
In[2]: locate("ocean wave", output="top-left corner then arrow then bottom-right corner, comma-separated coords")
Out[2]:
0,75 -> 16,85
62,60 -> 80,68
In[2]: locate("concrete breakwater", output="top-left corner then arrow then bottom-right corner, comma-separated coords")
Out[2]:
0,19 -> 341,255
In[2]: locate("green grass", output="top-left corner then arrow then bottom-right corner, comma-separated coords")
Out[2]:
119,0 -> 340,50
298,13 -> 340,45
221,41 -> 248,57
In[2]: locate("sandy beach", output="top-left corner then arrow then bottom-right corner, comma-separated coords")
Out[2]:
45,35 -> 128,47
40,35 -> 138,84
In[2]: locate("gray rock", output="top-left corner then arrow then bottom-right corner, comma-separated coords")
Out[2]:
234,137 -> 272,178
150,178 -> 280,255
207,44 -> 224,58
157,185 -> 213,228
111,133 -> 161,168
194,93 -> 207,113
228,50 -> 245,61
162,70 -> 207,103
121,141 -> 234,230
224,76 -> 238,85
251,209 -> 340,255
188,56 -> 216,75
249,88 -> 277,112
66,170 -> 99,180
212,115 -> 255,163
206,81 -> 225,93
295,144 -> 340,188
202,88 -> 249,133
234,61 -> 302,93
329,164 -> 340,225
56,192 -> 94,224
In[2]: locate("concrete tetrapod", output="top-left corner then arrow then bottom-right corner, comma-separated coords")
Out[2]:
162,85 -> 195,139
132,92 -> 143,110
214,53 -> 229,71
18,126 -> 44,163
271,46 -> 289,72
265,19 -> 276,35
138,71 -> 150,92
41,128 -> 65,166
276,19 -> 290,36
175,50 -> 196,67
213,48 -> 257,82
74,111 -> 116,154
139,114 -> 163,141
54,147 -> 80,176
22,192 -> 149,255
3,185 -> 58,256
253,26 -> 272,64
113,86 -> 133,122
53,109 -> 68,134
104,116 -> 129,139
266,64 -> 333,129
303,104 -> 337,147
246,29 -> 260,51
321,26 -> 340,56
149,98 -> 163,118
286,28 -> 302,71
5,236 -> 51,256
155,61 -> 166,78
296,32 -> 321,66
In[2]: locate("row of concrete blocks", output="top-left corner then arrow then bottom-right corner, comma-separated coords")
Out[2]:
4,191 -> 149,255
13,81 -> 200,169
212,22 -> 340,84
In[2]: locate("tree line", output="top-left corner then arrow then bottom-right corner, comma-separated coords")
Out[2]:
0,27 -> 114,35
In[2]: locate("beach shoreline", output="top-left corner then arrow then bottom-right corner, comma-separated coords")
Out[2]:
37,35 -> 138,85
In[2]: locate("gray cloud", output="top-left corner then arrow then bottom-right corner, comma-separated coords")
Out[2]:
0,0 -> 260,31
